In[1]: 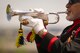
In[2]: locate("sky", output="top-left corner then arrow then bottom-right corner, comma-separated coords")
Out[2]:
0,0 -> 73,35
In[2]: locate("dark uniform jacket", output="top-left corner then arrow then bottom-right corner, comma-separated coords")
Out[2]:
35,19 -> 80,53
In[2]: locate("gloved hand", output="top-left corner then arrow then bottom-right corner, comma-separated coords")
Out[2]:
20,16 -> 47,34
29,8 -> 48,21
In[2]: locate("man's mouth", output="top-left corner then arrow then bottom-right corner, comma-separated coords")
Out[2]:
66,9 -> 71,15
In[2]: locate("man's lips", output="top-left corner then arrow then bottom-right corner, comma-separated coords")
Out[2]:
66,9 -> 71,15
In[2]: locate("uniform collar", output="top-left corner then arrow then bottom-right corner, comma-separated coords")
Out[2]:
73,19 -> 80,25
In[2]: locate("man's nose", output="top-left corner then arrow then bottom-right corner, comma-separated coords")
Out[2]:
66,3 -> 72,8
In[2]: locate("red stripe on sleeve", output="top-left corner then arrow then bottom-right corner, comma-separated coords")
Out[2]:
41,32 -> 48,39
48,36 -> 58,52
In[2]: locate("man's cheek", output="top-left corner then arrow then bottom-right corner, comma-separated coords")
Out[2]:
73,3 -> 80,17
72,9 -> 79,18
74,11 -> 80,18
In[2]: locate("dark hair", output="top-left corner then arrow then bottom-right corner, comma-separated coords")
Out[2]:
69,0 -> 80,4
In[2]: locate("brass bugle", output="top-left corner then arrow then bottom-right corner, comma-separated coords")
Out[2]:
6,4 -> 66,24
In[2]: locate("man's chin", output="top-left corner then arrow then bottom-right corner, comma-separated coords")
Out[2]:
66,16 -> 75,21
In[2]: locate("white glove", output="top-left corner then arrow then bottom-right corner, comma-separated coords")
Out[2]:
33,8 -> 48,21
20,16 -> 47,34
